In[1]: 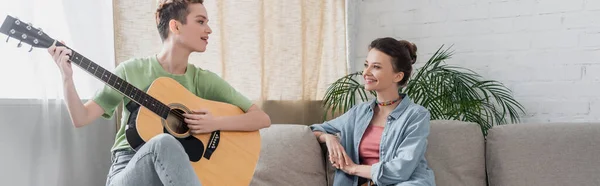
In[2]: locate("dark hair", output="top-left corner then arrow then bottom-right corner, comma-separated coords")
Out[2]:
368,37 -> 418,87
155,0 -> 205,41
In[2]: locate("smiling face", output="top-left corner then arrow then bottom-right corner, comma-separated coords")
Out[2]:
171,3 -> 212,52
362,48 -> 404,92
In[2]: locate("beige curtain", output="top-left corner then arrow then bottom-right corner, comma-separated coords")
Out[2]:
113,0 -> 347,124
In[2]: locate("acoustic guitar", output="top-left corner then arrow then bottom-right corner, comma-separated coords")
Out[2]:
0,15 -> 261,186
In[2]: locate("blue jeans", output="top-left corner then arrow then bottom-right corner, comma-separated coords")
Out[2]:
105,134 -> 201,186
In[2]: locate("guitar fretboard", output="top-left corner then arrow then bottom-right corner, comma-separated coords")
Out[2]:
65,45 -> 170,119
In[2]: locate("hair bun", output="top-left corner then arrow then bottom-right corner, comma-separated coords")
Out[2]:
397,40 -> 417,64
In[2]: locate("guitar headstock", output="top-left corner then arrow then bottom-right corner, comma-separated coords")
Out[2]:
0,15 -> 55,51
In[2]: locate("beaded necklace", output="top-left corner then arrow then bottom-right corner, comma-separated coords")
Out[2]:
376,97 -> 401,106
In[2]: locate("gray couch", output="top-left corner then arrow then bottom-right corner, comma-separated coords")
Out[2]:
249,120 -> 600,186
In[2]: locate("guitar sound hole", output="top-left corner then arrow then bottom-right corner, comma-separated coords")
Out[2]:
165,109 -> 189,135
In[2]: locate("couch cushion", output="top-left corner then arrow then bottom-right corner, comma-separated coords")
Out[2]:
250,124 -> 327,186
486,123 -> 600,186
427,120 -> 487,186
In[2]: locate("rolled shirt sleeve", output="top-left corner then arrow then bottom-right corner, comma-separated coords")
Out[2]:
310,106 -> 359,135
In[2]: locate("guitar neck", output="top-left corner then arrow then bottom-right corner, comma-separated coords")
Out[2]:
57,42 -> 170,119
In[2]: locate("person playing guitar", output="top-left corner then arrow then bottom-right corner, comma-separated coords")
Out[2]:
47,0 -> 271,185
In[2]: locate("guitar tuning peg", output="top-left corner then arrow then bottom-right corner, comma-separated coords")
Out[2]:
17,40 -> 22,48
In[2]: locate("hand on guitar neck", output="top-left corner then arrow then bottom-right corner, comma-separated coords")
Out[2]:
47,41 -> 105,128
48,41 -> 73,81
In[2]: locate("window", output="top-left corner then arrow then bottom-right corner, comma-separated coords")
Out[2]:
0,0 -> 114,99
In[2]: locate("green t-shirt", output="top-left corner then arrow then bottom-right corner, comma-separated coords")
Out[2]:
92,55 -> 253,152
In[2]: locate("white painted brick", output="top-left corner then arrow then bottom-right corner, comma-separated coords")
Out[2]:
517,99 -> 541,115
449,33 -> 531,52
448,20 -> 495,36
582,65 -> 600,81
562,10 -> 600,29
489,33 -> 533,51
354,27 -> 394,56
531,31 -> 580,49
513,49 -> 600,66
517,49 -> 580,64
394,24 -> 434,39
538,101 -> 589,115
488,18 -> 516,34
512,82 -> 600,98
578,49 -> 600,63
360,0 -> 398,15
449,52 -> 496,69
436,0 -> 478,7
413,7 -> 448,23
589,100 -> 600,116
588,0 -> 600,10
512,14 -> 564,32
530,114 -> 598,123
357,12 -> 381,30
379,11 -> 415,26
489,0 -> 536,18
535,0 -> 585,14
579,31 -> 600,47
362,0 -> 424,15
414,20 -> 495,38
488,64 -> 583,81
413,37 -> 462,54
445,3 -> 490,21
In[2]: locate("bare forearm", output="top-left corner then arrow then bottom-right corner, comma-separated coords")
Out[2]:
216,106 -> 271,131
62,78 -> 90,127
350,165 -> 372,179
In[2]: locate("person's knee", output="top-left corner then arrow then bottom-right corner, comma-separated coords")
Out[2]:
147,133 -> 183,152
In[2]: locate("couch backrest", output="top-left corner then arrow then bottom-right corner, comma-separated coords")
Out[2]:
486,123 -> 600,186
253,121 -> 488,186
250,124 -> 328,186
427,120 -> 488,186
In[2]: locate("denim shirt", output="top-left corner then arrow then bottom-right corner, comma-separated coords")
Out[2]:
310,95 -> 436,186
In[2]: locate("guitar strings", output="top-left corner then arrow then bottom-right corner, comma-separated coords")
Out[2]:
167,110 -> 196,126
166,111 -> 191,130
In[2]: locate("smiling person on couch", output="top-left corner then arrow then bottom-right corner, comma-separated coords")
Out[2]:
311,37 -> 435,186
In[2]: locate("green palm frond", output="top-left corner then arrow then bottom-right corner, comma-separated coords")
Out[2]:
322,72 -> 375,120
322,44 -> 526,136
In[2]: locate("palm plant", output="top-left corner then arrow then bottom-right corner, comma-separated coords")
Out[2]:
322,45 -> 526,136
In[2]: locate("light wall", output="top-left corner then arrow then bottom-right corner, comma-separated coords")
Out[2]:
349,0 -> 600,123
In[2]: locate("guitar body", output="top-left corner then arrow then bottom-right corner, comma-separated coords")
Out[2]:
0,15 -> 261,186
125,77 -> 261,186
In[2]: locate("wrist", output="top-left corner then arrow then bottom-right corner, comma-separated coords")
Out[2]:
62,76 -> 73,84
350,166 -> 357,175
323,134 -> 339,142
213,116 -> 224,131
349,165 -> 364,175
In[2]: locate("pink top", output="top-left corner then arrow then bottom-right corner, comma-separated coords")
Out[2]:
359,125 -> 384,165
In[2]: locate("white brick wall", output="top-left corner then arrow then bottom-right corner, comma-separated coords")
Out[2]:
350,0 -> 600,123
